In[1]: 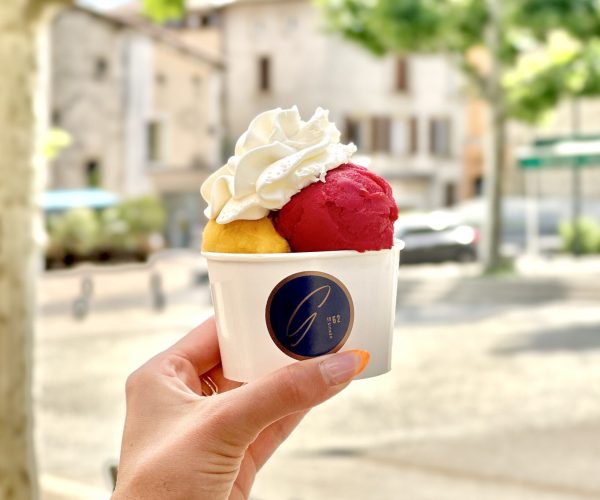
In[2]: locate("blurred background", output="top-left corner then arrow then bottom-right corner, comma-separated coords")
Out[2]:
2,0 -> 600,499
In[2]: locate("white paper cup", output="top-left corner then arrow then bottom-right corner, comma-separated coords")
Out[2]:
203,243 -> 400,382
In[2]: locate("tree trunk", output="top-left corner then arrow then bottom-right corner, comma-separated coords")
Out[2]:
0,1 -> 69,498
483,102 -> 506,272
0,2 -> 40,497
482,0 -> 505,273
570,99 -> 582,255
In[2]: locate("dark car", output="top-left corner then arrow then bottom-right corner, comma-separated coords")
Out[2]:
395,221 -> 480,264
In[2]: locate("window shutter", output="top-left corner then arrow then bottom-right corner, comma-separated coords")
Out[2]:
395,58 -> 408,92
371,117 -> 379,152
429,118 -> 437,155
371,117 -> 392,152
445,118 -> 452,157
409,116 -> 418,154
258,56 -> 271,91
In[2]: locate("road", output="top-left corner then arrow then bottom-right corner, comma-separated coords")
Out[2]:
36,257 -> 600,500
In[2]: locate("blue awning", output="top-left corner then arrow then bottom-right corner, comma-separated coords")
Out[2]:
42,189 -> 119,211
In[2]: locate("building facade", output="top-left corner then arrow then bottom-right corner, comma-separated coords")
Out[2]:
49,6 -> 223,246
220,0 -> 466,211
163,0 -> 467,211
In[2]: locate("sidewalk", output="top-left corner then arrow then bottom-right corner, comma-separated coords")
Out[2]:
39,254 -> 600,316
253,423 -> 600,500
37,256 -> 600,500
252,298 -> 600,500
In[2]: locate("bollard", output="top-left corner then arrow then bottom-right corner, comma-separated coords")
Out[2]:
150,271 -> 166,311
72,274 -> 93,320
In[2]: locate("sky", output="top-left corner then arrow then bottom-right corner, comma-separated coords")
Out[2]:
78,0 -> 134,10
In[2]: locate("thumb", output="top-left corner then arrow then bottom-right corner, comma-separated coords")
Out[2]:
214,349 -> 370,444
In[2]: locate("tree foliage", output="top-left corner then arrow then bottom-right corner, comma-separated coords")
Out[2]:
47,207 -> 100,255
143,0 -> 185,23
560,216 -> 600,254
316,0 -> 600,123
114,195 -> 167,235
41,127 -> 72,160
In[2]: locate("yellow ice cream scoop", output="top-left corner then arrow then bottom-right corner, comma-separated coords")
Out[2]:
202,217 -> 290,253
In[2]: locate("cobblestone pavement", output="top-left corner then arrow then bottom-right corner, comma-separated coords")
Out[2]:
36,258 -> 600,499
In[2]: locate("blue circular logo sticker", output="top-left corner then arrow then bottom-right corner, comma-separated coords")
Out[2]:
266,272 -> 354,359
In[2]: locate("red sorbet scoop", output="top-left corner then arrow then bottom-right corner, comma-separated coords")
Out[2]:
273,163 -> 398,252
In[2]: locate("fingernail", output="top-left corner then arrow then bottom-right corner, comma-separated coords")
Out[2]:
320,350 -> 370,386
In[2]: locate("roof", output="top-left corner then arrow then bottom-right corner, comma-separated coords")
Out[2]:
42,189 -> 120,211
70,5 -> 223,68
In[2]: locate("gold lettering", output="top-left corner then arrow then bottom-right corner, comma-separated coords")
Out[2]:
286,285 -> 331,347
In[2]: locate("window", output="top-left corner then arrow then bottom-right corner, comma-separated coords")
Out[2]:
86,160 -> 100,187
147,121 -> 163,163
391,118 -> 408,156
201,13 -> 219,28
371,116 -> 391,153
51,109 -> 61,126
395,57 -> 409,92
429,117 -> 452,157
187,13 -> 200,29
474,176 -> 483,196
409,116 -> 419,154
345,118 -> 363,148
94,57 -> 108,80
258,56 -> 271,92
155,73 -> 167,87
444,182 -> 457,207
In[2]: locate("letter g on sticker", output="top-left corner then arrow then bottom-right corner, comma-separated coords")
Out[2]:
266,272 -> 354,359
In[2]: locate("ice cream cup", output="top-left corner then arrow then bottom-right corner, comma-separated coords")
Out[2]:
203,242 -> 400,382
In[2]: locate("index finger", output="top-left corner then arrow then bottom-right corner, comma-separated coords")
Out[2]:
165,316 -> 221,375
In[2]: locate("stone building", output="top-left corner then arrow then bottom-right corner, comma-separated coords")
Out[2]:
48,5 -> 223,246
165,0 -> 467,211
103,0 -> 600,223
183,0 -> 600,212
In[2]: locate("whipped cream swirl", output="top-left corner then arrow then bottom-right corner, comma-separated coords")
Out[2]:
201,106 -> 356,224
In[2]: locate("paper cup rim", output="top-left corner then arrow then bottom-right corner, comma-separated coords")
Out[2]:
202,240 -> 401,263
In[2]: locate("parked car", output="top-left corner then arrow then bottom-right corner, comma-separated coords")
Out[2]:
395,214 -> 480,264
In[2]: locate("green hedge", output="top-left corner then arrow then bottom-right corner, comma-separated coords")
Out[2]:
559,217 -> 600,254
47,208 -> 100,256
47,196 -> 166,260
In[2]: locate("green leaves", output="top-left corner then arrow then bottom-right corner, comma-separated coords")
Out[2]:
115,196 -> 167,235
40,127 -> 72,160
504,32 -> 600,122
317,0 -> 600,123
142,0 -> 185,23
47,197 -> 167,259
48,208 -> 101,256
316,0 -> 487,54
372,0 -> 448,52
560,216 -> 600,254
315,0 -> 388,55
514,0 -> 600,42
